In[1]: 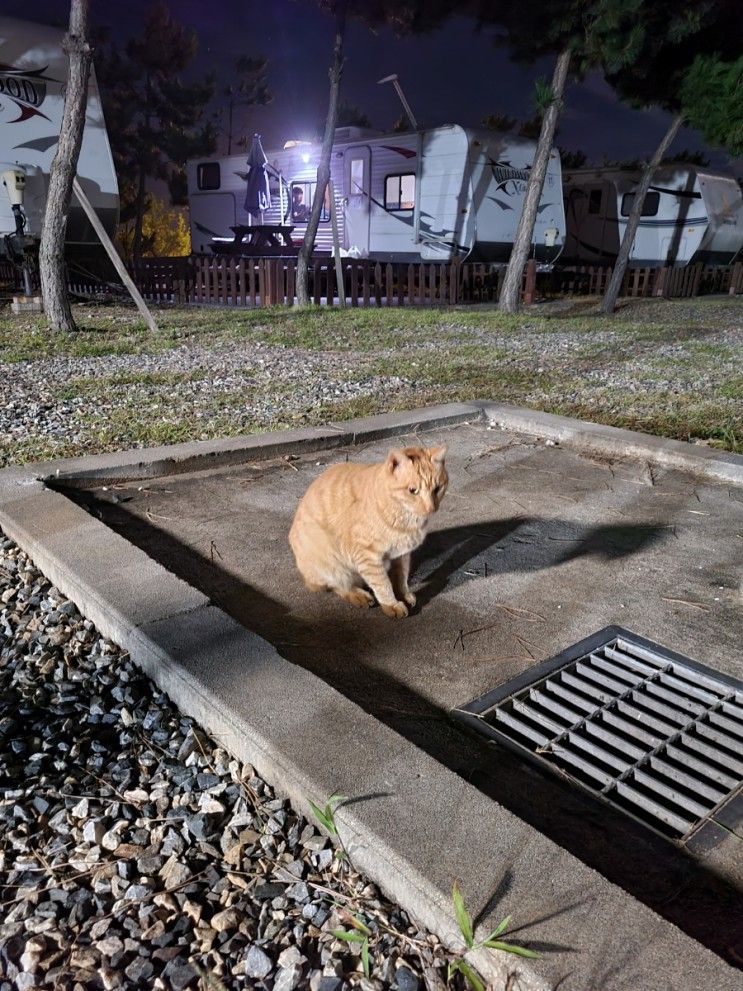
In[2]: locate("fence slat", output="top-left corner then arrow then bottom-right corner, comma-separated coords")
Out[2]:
384,263 -> 393,306
229,257 -> 237,305
374,263 -> 382,306
321,260 -> 330,306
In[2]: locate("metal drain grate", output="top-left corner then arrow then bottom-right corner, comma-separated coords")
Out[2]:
455,626 -> 743,846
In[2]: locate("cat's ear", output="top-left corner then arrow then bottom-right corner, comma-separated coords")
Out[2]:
429,445 -> 447,464
386,449 -> 410,474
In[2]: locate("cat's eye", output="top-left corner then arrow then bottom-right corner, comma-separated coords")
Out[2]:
433,485 -> 441,495
408,486 -> 419,495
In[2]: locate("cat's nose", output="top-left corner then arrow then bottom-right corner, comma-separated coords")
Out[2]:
422,495 -> 435,514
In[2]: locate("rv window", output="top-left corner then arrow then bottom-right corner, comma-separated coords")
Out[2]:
588,189 -> 602,214
621,191 -> 660,217
197,163 -> 221,191
350,158 -> 365,193
384,174 -> 416,211
289,181 -> 330,223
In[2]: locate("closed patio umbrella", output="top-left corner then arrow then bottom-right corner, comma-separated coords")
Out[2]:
244,133 -> 271,223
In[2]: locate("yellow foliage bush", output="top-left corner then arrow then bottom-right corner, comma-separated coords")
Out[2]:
118,196 -> 191,259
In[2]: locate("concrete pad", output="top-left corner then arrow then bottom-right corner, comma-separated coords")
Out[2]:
478,402 -> 743,486
0,486 -> 207,642
1,404 -> 741,990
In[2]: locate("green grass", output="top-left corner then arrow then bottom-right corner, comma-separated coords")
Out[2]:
1,296 -> 741,466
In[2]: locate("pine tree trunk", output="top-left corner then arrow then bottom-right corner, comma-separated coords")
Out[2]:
601,113 -> 684,314
296,1 -> 346,307
499,47 -> 571,314
38,0 -> 92,333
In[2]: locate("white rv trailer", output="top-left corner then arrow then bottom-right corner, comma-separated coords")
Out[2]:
562,166 -> 743,267
0,15 -> 118,259
187,125 -> 565,263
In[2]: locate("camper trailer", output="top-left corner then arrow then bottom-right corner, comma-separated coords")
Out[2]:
563,166 -> 743,267
187,125 -> 565,264
0,15 -> 118,261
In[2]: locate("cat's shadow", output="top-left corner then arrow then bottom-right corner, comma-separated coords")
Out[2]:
410,515 -> 667,611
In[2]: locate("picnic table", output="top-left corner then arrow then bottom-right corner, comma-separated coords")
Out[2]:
212,224 -> 297,255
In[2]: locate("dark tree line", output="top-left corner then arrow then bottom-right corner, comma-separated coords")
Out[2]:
95,2 -> 270,262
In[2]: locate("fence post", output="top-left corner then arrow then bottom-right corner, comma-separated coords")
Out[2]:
522,258 -> 537,305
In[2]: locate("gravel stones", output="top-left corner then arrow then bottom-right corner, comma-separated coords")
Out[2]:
0,339 -> 412,464
245,944 -> 274,979
0,534 -> 468,989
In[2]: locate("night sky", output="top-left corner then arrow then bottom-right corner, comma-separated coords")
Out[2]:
5,0 -> 742,179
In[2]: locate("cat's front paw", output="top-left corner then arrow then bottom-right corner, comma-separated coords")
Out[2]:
345,588 -> 375,609
381,600 -> 409,619
402,590 -> 417,609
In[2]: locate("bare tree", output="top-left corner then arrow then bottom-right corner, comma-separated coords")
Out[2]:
296,1 -> 347,306
38,0 -> 92,333
600,114 -> 683,314
498,48 -> 571,313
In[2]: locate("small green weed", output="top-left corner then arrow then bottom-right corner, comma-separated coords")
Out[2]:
333,914 -> 373,978
448,882 -> 539,990
308,792 -> 346,837
308,792 -> 350,863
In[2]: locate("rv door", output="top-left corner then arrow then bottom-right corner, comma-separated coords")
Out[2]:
343,146 -> 371,257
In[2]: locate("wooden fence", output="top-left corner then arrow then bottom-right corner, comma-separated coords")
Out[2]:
553,261 -> 743,299
127,255 -> 743,307
3,252 -> 742,306
133,255 -> 498,307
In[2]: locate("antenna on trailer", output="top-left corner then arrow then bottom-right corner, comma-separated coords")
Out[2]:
377,73 -> 418,130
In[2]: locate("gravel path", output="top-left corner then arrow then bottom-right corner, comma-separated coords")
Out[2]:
0,534 -> 467,991
2,298 -> 741,466
0,341 -> 411,458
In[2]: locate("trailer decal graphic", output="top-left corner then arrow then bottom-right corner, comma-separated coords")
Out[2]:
488,158 -> 531,193
380,145 -> 417,159
0,63 -> 55,123
13,135 -> 59,153
618,216 -> 708,228
649,185 -> 702,200
194,221 -> 221,238
488,197 -> 514,211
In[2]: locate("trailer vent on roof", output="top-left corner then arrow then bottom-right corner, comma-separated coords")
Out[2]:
455,627 -> 743,846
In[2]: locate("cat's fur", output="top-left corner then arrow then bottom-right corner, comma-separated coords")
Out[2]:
289,446 -> 448,618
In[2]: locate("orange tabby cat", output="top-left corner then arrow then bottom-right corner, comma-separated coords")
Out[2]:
289,446 -> 448,618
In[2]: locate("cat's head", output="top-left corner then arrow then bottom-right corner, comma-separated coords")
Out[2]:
385,445 -> 448,518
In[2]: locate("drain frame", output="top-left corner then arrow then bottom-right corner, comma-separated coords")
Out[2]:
454,626 -> 743,850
